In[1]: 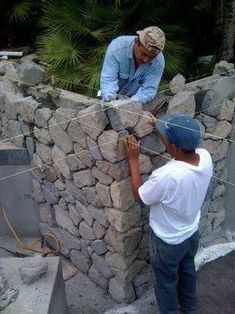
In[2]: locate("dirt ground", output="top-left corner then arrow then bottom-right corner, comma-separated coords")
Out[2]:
197,251 -> 235,314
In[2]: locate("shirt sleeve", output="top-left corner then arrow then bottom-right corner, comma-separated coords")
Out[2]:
131,54 -> 165,104
138,172 -> 174,205
100,44 -> 119,102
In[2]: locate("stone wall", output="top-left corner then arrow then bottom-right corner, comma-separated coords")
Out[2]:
0,59 -> 235,303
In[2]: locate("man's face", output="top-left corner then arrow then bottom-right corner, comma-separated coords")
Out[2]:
134,42 -> 160,65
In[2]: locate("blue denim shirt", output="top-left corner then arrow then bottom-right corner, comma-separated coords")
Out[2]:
100,36 -> 165,104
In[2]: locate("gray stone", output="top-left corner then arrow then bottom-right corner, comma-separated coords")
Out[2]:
60,190 -> 74,204
0,61 -> 6,75
208,208 -> 226,229
54,204 -> 78,236
91,240 -> 107,255
78,103 -> 108,140
199,217 -> 212,237
133,111 -> 154,138
82,186 -> 102,207
96,182 -> 112,207
33,153 -> 43,170
201,90 -> 223,117
208,197 -> 224,213
54,179 -> 66,191
218,99 -> 235,121
106,251 -> 137,270
215,158 -> 227,171
167,91 -> 196,116
39,223 -> 81,256
33,179 -> 45,203
208,120 -> 232,139
98,130 -> 119,162
110,179 -> 135,210
42,185 -> 59,204
54,108 -> 77,130
96,160 -> 129,181
26,137 -> 35,160
79,221 -> 95,240
92,253 -> 113,279
93,222 -> 106,239
199,113 -> 217,133
111,259 -> 145,287
70,250 -> 91,273
19,256 -> 48,284
3,93 -> 21,120
19,115 -> 30,134
212,184 -> 225,200
108,277 -> 135,304
35,108 -> 52,128
88,266 -> 108,289
38,203 -> 54,225
4,61 -> 19,81
18,96 -> 39,123
88,205 -> 109,227
213,140 -> 229,162
36,142 -> 52,163
139,154 -> 152,174
105,226 -> 142,257
73,169 -> 96,188
8,120 -> 23,147
105,205 -> 141,233
76,200 -> 94,226
67,119 -> 87,147
58,197 -> 68,210
74,142 -> 95,168
87,136 -> 103,160
213,60 -> 234,75
52,90 -> 95,109
67,154 -> 86,171
169,74 -> 186,93
49,117 -> 73,153
107,99 -> 142,131
34,126 -> 52,144
43,165 -> 59,182
66,180 -> 88,205
52,145 -> 71,179
91,167 -> 113,185
141,133 -> 165,155
68,204 -> 82,226
18,60 -> 45,85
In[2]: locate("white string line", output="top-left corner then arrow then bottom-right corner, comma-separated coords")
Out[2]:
104,103 -> 235,144
0,116 -> 235,189
0,67 -> 234,144
0,123 -> 154,182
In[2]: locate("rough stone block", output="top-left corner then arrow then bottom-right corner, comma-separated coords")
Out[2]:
52,145 -> 71,179
76,200 -> 94,226
98,130 -> 120,162
42,185 -> 59,205
96,182 -> 112,207
68,203 -> 82,226
107,99 -> 142,131
36,142 -> 52,163
87,205 -> 109,227
110,178 -> 135,210
67,118 -> 87,148
167,91 -> 196,116
78,103 -> 108,140
208,197 -> 224,213
91,167 -> 113,185
87,136 -> 103,160
105,205 -> 141,233
106,251 -> 137,270
133,111 -> 154,138
74,142 -> 95,168
88,266 -> 108,289
201,90 -> 223,117
67,154 -> 86,171
54,204 -> 78,236
91,240 -> 107,255
211,184 -> 225,200
65,180 -> 88,205
96,160 -> 129,181
82,186 -> 102,207
169,74 -> 186,93
207,120 -> 232,139
92,253 -> 113,279
33,179 -> 45,203
139,154 -> 152,174
141,132 -> 165,155
35,108 -> 52,127
218,99 -> 235,121
18,96 -> 39,123
213,60 -> 234,75
3,93 -> 21,120
18,60 -> 45,85
38,203 -> 55,225
19,255 -> 48,284
108,277 -> 135,303
54,108 -> 77,130
49,117 -> 73,153
93,222 -> 106,239
199,113 -> 217,133
70,250 -> 91,273
8,119 -> 24,147
79,221 -> 95,240
34,126 -> 52,144
73,169 -> 96,188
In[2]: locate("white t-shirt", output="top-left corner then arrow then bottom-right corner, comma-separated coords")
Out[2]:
138,148 -> 213,245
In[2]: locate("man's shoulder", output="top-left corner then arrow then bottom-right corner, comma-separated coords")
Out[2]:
108,35 -> 135,53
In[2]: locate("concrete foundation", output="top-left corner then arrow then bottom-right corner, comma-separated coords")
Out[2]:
0,257 -> 67,314
0,143 -> 39,237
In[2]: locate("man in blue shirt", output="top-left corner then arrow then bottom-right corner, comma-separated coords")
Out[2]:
99,26 -> 165,105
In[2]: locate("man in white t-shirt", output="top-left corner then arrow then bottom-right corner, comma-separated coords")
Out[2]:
125,114 -> 213,314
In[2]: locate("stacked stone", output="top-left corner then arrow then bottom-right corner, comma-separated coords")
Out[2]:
0,59 -> 235,304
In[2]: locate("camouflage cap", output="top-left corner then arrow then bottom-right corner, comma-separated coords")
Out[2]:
137,26 -> 165,53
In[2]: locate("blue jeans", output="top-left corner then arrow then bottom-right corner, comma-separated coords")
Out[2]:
149,228 -> 199,314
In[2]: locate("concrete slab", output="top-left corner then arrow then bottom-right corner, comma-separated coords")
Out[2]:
0,165 -> 39,237
0,257 -> 67,314
0,142 -> 29,165
65,272 -> 117,314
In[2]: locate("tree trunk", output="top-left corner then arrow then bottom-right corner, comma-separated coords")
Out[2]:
221,0 -> 235,61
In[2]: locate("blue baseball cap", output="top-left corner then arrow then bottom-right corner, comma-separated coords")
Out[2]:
156,114 -> 201,151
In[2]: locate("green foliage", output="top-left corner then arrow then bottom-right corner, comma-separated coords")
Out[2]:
2,0 -> 219,95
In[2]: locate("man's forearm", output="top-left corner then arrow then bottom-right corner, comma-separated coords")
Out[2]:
128,158 -> 143,202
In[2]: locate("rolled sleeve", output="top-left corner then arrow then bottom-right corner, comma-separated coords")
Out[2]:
100,46 -> 119,101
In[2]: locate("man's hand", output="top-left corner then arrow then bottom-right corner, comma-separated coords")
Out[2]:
124,135 -> 140,160
147,112 -> 156,126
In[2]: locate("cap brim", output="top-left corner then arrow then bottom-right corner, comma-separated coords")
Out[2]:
155,114 -> 175,137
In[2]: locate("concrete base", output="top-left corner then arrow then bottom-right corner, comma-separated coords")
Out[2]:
0,257 -> 67,314
0,142 -> 39,237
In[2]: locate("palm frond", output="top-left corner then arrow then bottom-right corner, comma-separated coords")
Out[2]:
10,0 -> 38,23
